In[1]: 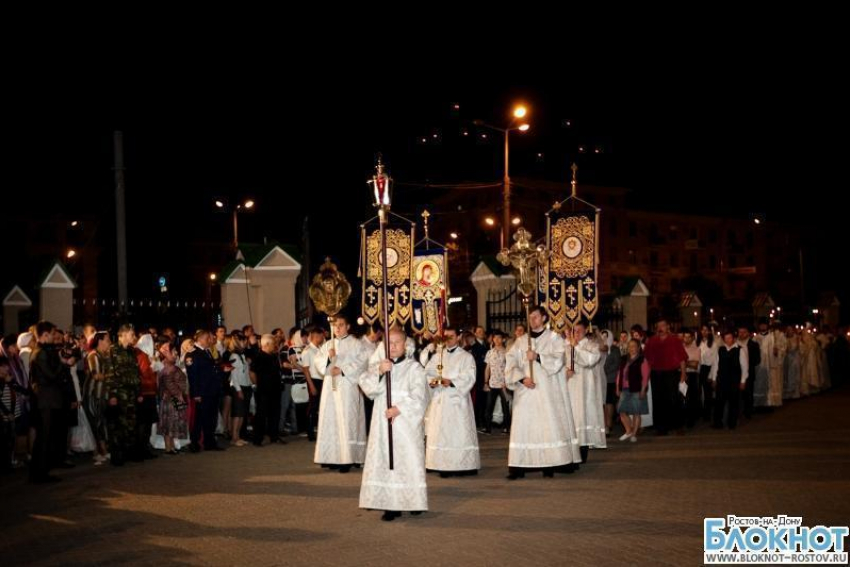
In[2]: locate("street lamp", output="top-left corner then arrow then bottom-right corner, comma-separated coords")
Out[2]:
474,103 -> 531,248
214,197 -> 256,254
483,215 -> 523,247
483,216 -> 505,248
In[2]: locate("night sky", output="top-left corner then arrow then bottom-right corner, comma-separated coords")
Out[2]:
4,80 -> 846,304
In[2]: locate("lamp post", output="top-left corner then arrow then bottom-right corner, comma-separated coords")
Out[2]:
214,198 -> 255,254
474,104 -> 530,248
484,215 -> 523,249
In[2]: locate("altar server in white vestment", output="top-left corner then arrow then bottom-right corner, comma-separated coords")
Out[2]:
505,306 -> 581,479
423,327 -> 480,477
359,327 -> 429,521
754,321 -> 787,408
312,316 -> 369,472
564,321 -> 606,462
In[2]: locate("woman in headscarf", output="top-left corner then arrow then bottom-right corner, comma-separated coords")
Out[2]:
134,334 -> 161,458
156,336 -> 189,454
17,331 -> 35,376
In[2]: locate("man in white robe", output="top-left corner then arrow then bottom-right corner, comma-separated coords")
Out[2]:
360,326 -> 381,436
505,306 -> 581,479
423,327 -> 480,477
359,327 -> 429,521
754,322 -> 787,407
312,316 -> 369,472
564,321 -> 605,462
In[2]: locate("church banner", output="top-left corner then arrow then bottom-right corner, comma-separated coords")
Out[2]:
544,211 -> 599,331
360,220 -> 415,326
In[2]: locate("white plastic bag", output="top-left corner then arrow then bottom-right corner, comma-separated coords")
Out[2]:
491,393 -> 504,425
69,407 -> 96,453
291,383 -> 309,404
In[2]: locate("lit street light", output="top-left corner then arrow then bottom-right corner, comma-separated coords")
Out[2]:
473,103 -> 531,247
213,197 -> 256,254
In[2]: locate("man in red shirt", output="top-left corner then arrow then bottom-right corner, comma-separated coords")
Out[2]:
643,319 -> 688,435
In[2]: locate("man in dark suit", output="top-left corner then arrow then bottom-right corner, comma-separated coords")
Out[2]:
186,330 -> 223,452
29,321 -> 76,483
470,326 -> 489,429
737,326 -> 761,420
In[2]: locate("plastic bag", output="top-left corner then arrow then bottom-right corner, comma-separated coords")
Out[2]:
69,407 -> 96,453
291,383 -> 309,404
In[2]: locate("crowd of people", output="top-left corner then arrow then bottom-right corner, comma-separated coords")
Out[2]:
1,313 -> 847,523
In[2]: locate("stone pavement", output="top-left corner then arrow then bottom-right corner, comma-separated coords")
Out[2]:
2,387 -> 849,566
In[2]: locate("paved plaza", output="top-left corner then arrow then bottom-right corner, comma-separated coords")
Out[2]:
3,387 -> 849,566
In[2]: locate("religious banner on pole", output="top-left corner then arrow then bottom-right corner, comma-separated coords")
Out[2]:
544,164 -> 600,332
360,217 -> 415,326
410,210 -> 449,335
411,249 -> 449,334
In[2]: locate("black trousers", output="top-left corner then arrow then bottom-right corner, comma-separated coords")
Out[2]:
254,388 -> 282,445
192,396 -> 219,449
364,396 -> 374,436
0,420 -> 13,471
484,388 -> 511,432
307,380 -> 324,441
685,372 -> 700,428
743,370 -> 755,418
238,388 -> 253,439
29,408 -> 63,479
474,380 -> 487,427
650,370 -> 681,434
714,380 -> 741,429
135,395 -> 158,455
699,365 -> 714,420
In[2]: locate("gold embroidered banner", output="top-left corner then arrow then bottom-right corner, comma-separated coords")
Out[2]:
360,222 -> 414,325
545,212 -> 599,330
